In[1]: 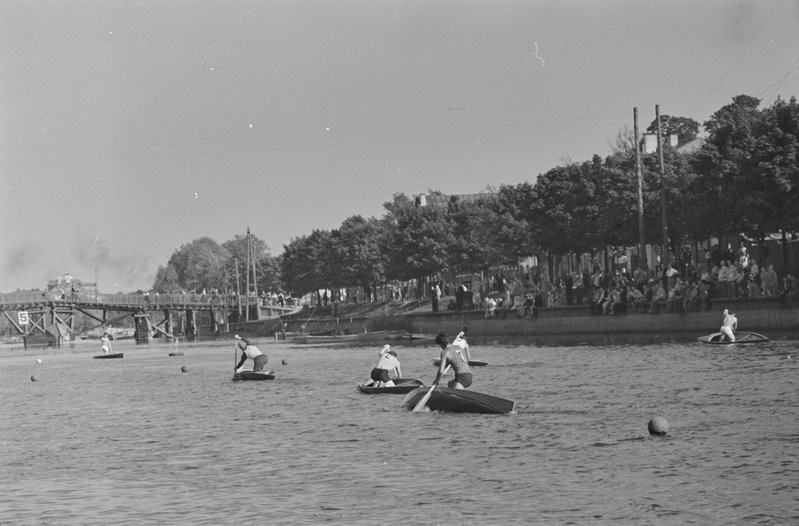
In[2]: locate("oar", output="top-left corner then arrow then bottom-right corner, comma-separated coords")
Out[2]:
412,365 -> 450,412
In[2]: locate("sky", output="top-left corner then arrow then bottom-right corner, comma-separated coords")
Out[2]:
2,1 -> 798,293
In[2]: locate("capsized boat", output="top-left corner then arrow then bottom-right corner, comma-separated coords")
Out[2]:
357,378 -> 425,394
433,358 -> 488,367
293,330 -> 388,344
698,331 -> 770,344
93,353 -> 124,359
403,386 -> 515,414
232,370 -> 276,381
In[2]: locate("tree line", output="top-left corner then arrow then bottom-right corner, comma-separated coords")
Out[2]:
151,94 -> 799,298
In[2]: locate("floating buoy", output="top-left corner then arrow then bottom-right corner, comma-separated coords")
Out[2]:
36,359 -> 42,364
30,375 -> 38,382
648,416 -> 669,436
181,365 -> 188,373
281,359 -> 288,366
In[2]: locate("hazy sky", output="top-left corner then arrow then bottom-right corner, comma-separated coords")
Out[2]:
2,1 -> 798,292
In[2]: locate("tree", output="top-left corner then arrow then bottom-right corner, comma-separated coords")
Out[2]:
280,230 -> 332,296
163,237 -> 230,292
152,263 -> 180,293
222,233 -> 280,294
380,193 -> 451,282
330,215 -> 385,290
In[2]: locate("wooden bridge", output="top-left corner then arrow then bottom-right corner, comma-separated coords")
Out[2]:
0,291 -> 296,347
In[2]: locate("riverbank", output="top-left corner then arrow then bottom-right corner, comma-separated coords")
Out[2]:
263,295 -> 799,344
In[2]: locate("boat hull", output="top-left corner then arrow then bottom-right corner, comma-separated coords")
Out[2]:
403,387 -> 515,414
698,331 -> 770,344
357,378 -> 424,394
93,353 -> 124,359
294,331 -> 388,344
433,358 -> 488,367
232,370 -> 276,381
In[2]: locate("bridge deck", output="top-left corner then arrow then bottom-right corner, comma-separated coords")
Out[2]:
0,291 -> 295,314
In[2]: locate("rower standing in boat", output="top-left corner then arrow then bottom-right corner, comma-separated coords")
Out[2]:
369,345 -> 401,387
100,333 -> 112,355
433,333 -> 472,389
234,335 -> 268,372
719,309 -> 738,342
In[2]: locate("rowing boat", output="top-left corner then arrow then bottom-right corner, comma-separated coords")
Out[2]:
433,358 -> 488,367
698,331 -> 770,344
293,330 -> 388,344
232,370 -> 276,381
93,353 -> 124,359
356,378 -> 425,394
403,386 -> 515,414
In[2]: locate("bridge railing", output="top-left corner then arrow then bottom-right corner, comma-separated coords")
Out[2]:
0,291 -> 276,310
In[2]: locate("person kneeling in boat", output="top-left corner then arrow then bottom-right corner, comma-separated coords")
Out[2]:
369,345 -> 402,387
719,309 -> 738,342
234,335 -> 268,372
433,333 -> 472,390
101,333 -> 113,355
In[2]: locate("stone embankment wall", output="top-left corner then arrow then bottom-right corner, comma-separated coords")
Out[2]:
401,296 -> 798,343
276,296 -> 798,344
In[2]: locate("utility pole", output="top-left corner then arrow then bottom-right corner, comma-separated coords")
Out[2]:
656,105 -> 670,276
245,227 -> 251,323
634,107 -> 646,270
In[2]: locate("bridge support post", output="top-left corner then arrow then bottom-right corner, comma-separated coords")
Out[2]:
135,311 -> 151,344
163,309 -> 173,340
185,309 -> 197,341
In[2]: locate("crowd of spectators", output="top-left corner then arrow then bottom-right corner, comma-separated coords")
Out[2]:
439,244 -> 798,317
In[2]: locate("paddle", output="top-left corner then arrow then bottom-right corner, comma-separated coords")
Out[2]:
412,365 -> 450,412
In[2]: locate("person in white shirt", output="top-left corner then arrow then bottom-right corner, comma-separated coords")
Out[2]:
369,345 -> 402,387
719,309 -> 738,342
234,335 -> 268,372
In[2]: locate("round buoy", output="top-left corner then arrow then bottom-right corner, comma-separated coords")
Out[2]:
36,359 -> 42,364
648,416 -> 669,436
281,359 -> 288,366
30,375 -> 38,382
181,365 -> 188,373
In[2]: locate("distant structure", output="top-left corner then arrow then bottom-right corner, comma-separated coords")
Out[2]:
47,274 -> 95,298
415,192 -> 496,208
642,132 -> 679,154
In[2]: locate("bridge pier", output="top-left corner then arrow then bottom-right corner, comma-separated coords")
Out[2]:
185,309 -> 198,341
135,311 -> 152,344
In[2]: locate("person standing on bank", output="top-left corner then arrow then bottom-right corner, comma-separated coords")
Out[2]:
101,333 -> 113,355
433,333 -> 472,389
719,309 -> 738,342
234,335 -> 268,372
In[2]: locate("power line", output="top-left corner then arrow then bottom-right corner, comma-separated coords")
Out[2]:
691,0 -> 784,119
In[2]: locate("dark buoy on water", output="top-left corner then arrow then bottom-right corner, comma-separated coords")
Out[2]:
181,365 -> 188,373
281,359 -> 288,366
648,416 -> 669,435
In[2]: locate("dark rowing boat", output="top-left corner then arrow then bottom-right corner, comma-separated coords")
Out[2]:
93,353 -> 124,359
698,331 -> 770,344
403,386 -> 515,414
356,378 -> 425,394
232,370 -> 276,381
433,358 -> 488,367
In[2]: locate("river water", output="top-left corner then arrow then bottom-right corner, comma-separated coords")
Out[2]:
1,336 -> 797,525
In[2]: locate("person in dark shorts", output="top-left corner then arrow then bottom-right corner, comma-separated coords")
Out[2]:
433,333 -> 472,389
369,345 -> 401,387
